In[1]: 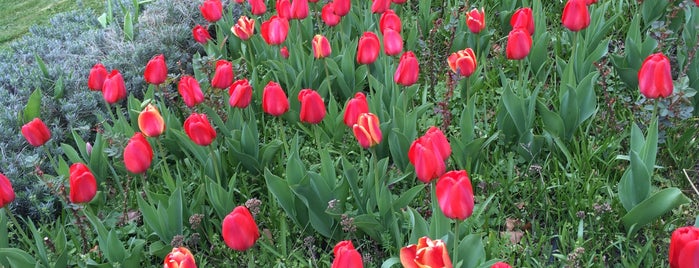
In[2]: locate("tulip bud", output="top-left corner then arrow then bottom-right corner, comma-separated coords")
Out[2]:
280,46 -> 290,59
290,0 -> 309,20
436,170 -> 474,220
211,60 -> 234,90
228,79 -> 253,108
638,53 -> 673,99
298,89 -> 326,124
510,7 -> 534,35
331,241 -> 364,268
400,237 -> 453,268
200,0 -> 223,23
192,25 -> 212,44
382,28 -> 403,56
321,3 -> 341,27
394,51 -> 419,86
249,0 -> 267,15
465,8 -> 486,33
232,16 -> 256,40
343,92 -> 369,127
312,35 -> 332,59
261,15 -> 290,45
262,81 -> 290,116
164,247 -> 197,268
379,10 -> 402,33
21,118 -> 51,147
0,173 -> 16,209
69,163 -> 97,204
184,113 -> 217,146
178,76 -> 205,107
102,70 -> 127,104
506,27 -> 532,60
222,206 -> 260,251
447,48 -> 477,77
276,0 -> 291,19
138,104 -> 166,137
562,0 -> 590,32
88,63 -> 108,91
352,113 -> 382,149
333,0 -> 351,16
123,133 -> 153,174
356,32 -> 380,65
669,226 -> 699,268
144,54 -> 167,85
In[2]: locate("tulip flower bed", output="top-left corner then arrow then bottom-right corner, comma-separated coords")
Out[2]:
2,0 -> 699,267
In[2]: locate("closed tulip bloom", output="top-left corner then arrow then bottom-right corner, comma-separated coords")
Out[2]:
144,54 -> 167,85
333,0 -> 351,16
343,92 -> 369,127
312,35 -> 332,59
178,76 -> 205,107
290,0 -> 309,19
371,0 -> 390,14
382,29 -> 403,56
184,113 -> 217,146
510,7 -> 534,35
357,32 -> 380,64
123,133 -> 153,174
506,28 -> 532,60
69,163 -> 97,204
164,247 -> 197,268
321,3 -> 341,27
88,63 -> 108,91
222,206 -> 260,251
200,0 -> 223,23
262,81 -> 290,116
229,79 -> 253,108
562,0 -> 590,32
408,141 -> 446,183
400,237 -> 453,268
465,8 -> 486,33
394,51 -> 419,86
0,173 -> 16,209
211,60 -> 234,89
261,15 -> 290,45
138,104 -> 166,137
276,0 -> 291,19
392,0 -> 406,4
436,170 -> 474,220
421,126 -> 451,160
298,89 -> 326,124
280,46 -> 290,58
249,0 -> 267,15
638,53 -> 673,99
102,70 -> 127,104
669,226 -> 699,268
232,16 -> 256,40
491,262 -> 512,268
21,118 -> 51,147
447,48 -> 477,77
192,25 -> 212,44
352,113 -> 382,149
379,10 -> 401,33
586,0 -> 598,5
331,241 -> 363,268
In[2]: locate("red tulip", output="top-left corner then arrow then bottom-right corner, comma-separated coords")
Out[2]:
200,0 -> 223,23
562,0 -> 590,32
102,70 -> 127,104
290,0 -> 309,20
178,76 -> 205,107
0,173 -> 16,209
249,0 -> 267,15
408,127 -> 450,183
138,104 -> 166,137
298,89 -> 326,124
222,206 -> 260,251
261,15 -> 290,45
321,3 -> 341,27
331,241 -> 363,268
492,262 -> 512,268
280,46 -> 290,58
356,32 -> 380,64
276,0 -> 291,19
379,10 -> 401,33
184,113 -> 217,146
87,63 -> 108,91
144,54 -> 167,85
436,170 -> 474,220
352,113 -> 382,149
262,81 -> 290,116
312,35 -> 332,59
506,27 -> 532,60
392,0 -> 406,4
638,53 -> 673,99
510,7 -> 534,35
382,29 -> 403,56
586,0 -> 598,5
400,237 -> 453,268
21,118 -> 51,147
192,25 -> 212,44
229,79 -> 253,108
123,133 -> 153,174
670,226 -> 699,268
371,0 -> 390,14
394,51 -> 419,86
232,16 -> 256,40
69,163 -> 97,204
465,8 -> 486,34
164,247 -> 197,268
422,126 -> 451,160
211,60 -> 234,89
343,92 -> 369,127
333,0 -> 351,16
447,48 -> 477,77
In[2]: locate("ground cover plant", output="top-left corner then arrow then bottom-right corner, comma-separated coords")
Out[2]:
1,0 -> 699,267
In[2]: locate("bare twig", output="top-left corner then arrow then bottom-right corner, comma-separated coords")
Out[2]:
683,168 -> 699,197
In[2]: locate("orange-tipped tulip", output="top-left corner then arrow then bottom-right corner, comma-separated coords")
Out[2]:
123,133 -> 153,174
192,25 -> 212,44
465,8 -> 486,33
178,76 -> 205,107
262,81 -> 290,116
211,60 -> 234,89
261,15 -> 290,45
232,16 -> 255,40
394,51 -> 419,86
87,63 -> 108,91
312,35 -> 332,59
69,163 -> 97,204
436,170 -> 474,220
164,247 -> 197,268
506,27 -> 532,60
0,173 -> 16,209
144,54 -> 167,85
352,113 -> 382,149
102,70 -> 127,104
447,48 -> 477,77
200,0 -> 223,23
331,241 -> 363,268
138,104 -> 166,137
357,32 -> 380,64
343,92 -> 369,127
382,28 -> 403,56
228,79 -> 253,108
400,237 -> 453,268
183,113 -> 217,146
298,89 -> 326,124
638,53 -> 673,99
562,0 -> 590,32
21,118 -> 51,147
510,7 -> 534,35
222,206 -> 260,251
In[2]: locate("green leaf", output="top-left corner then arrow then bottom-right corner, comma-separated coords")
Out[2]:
23,88 -> 42,124
622,187 -> 690,234
106,230 -> 127,262
34,54 -> 49,79
124,12 -> 133,41
458,234 -> 485,268
53,76 -> 64,99
407,207 -> 428,243
0,248 -> 37,268
381,257 -> 401,268
393,184 -> 426,211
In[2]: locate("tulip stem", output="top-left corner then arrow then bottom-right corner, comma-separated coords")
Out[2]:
323,59 -> 334,101
3,207 -> 30,247
74,206 -> 89,254
453,219 -> 460,267
208,145 -> 222,185
102,98 -> 117,124
156,139 -> 174,189
277,117 -> 290,156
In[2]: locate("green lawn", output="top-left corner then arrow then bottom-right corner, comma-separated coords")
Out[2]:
0,0 -> 103,46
